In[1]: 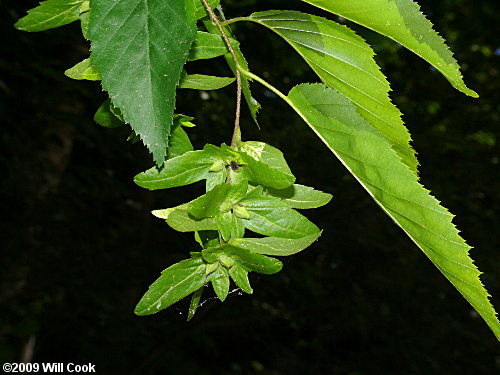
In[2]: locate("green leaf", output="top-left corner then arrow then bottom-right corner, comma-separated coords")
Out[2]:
206,169 -> 227,192
229,231 -> 322,256
302,0 -> 478,97
216,211 -> 245,241
241,187 -> 320,238
229,263 -> 253,294
287,83 -> 499,340
178,73 -> 235,90
94,99 -> 124,128
79,8 -> 90,40
189,183 -> 234,219
64,58 -> 100,81
188,31 -> 239,61
236,141 -> 295,189
203,245 -> 283,275
166,209 -> 219,233
194,0 -> 220,20
265,184 -> 332,209
168,116 -> 194,159
15,0 -> 83,32
187,286 -> 204,321
89,0 -> 198,165
209,267 -> 230,302
134,146 -> 223,190
190,181 -> 248,219
135,257 -> 207,316
247,10 -> 418,173
203,20 -> 261,126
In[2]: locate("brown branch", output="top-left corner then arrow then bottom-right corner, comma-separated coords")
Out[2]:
200,0 -> 242,148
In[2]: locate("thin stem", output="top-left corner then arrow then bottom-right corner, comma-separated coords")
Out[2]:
200,0 -> 242,148
222,17 -> 252,26
236,65 -> 291,105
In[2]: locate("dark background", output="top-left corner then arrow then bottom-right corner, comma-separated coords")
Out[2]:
1,0 -> 499,373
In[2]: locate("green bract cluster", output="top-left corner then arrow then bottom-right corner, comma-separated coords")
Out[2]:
133,142 -> 331,318
15,0 -> 500,339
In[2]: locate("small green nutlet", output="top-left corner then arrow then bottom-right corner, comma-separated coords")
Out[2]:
232,204 -> 250,219
206,261 -> 219,275
209,159 -> 225,172
218,255 -> 235,268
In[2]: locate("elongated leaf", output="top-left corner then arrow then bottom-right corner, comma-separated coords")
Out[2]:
64,58 -> 100,81
187,287 -> 204,321
135,257 -> 207,316
240,188 -> 320,238
15,0 -> 83,32
94,99 -> 124,128
237,141 -> 295,189
287,83 -> 499,339
167,209 -> 219,232
178,73 -> 235,90
229,263 -> 253,294
203,20 -> 261,126
134,148 -> 221,190
188,31 -> 239,61
247,10 -> 418,173
209,267 -> 230,301
265,184 -> 332,209
302,0 -> 477,97
89,0 -> 197,165
229,231 -> 321,256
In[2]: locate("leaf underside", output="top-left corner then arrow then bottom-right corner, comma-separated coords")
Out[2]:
248,10 -> 418,173
287,83 -> 499,339
89,0 -> 197,165
302,0 -> 478,97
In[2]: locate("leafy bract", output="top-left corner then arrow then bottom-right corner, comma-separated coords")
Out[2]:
229,263 -> 253,294
265,184 -> 332,209
188,32 -> 239,61
247,10 -> 418,173
167,209 -> 219,232
134,145 -> 230,190
94,99 -> 124,128
178,73 -> 235,90
241,188 -> 320,238
15,0 -> 83,32
89,0 -> 197,165
237,141 -> 295,189
168,119 -> 194,159
209,267 -> 230,301
135,257 -> 207,316
229,232 -> 322,256
187,287 -> 204,321
287,83 -> 499,339
203,246 -> 283,275
65,58 -> 100,81
302,0 -> 478,97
